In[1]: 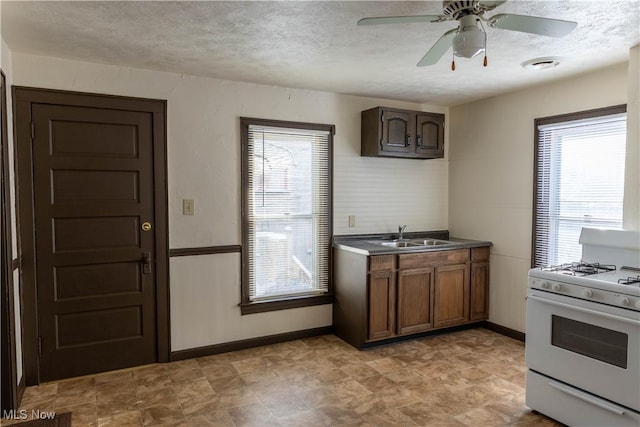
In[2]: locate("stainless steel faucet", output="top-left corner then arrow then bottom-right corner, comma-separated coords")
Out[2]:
398,225 -> 407,240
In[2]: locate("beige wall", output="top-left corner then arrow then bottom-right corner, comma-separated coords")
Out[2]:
624,45 -> 640,230
449,63 -> 630,332
12,46 -> 633,348
11,53 -> 449,351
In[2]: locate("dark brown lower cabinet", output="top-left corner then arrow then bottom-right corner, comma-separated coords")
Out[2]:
368,270 -> 396,340
433,264 -> 470,328
333,244 -> 490,349
397,268 -> 434,335
470,247 -> 490,321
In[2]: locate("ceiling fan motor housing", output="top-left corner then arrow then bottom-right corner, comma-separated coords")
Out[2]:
442,0 -> 483,20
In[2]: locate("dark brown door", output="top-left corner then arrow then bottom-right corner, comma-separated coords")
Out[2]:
32,103 -> 157,381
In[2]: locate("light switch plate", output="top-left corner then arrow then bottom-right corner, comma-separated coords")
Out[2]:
183,199 -> 194,216
348,215 -> 356,228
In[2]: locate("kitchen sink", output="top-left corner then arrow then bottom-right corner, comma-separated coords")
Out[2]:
409,239 -> 452,246
370,238 -> 454,248
378,241 -> 422,248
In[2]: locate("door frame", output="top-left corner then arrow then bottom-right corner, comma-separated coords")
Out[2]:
13,87 -> 170,385
1,70 -> 19,410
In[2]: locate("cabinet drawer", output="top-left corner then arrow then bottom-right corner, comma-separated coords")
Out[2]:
399,249 -> 469,269
369,255 -> 396,272
471,246 -> 490,262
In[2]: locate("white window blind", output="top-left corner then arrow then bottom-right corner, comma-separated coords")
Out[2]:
533,110 -> 626,267
245,123 -> 331,302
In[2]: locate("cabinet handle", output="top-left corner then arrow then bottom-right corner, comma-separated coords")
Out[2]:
417,135 -> 423,147
406,135 -> 411,146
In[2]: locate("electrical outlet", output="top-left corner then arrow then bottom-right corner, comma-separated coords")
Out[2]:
348,215 -> 356,228
183,199 -> 194,216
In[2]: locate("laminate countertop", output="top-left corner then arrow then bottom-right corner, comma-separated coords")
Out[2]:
333,232 -> 492,256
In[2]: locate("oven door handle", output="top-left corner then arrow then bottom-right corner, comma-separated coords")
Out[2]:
528,295 -> 640,326
548,380 -> 627,416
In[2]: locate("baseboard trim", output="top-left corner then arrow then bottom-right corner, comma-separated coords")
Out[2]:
170,322 -> 524,361
170,326 -> 333,361
357,322 -> 482,350
483,321 -> 525,342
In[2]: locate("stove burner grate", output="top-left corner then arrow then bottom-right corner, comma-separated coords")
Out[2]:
543,261 -> 616,276
618,275 -> 640,285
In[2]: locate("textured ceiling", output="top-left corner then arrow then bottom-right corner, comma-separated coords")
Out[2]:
1,1 -> 639,105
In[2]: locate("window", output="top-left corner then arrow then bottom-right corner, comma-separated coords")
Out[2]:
240,118 -> 333,314
533,105 -> 627,267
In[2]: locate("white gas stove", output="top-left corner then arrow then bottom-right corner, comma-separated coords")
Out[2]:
530,226 -> 640,308
525,228 -> 640,427
529,263 -> 640,310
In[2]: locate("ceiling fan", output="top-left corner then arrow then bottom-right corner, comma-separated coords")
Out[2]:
357,0 -> 577,69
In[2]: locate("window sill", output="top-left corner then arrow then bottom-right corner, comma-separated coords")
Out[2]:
240,293 -> 334,315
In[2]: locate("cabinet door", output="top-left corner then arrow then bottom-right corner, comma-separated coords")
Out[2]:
368,270 -> 396,341
434,264 -> 470,328
415,113 -> 444,158
470,261 -> 490,320
397,268 -> 434,335
381,109 -> 414,154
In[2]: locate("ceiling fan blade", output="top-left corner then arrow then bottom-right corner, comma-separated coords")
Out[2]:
417,29 -> 457,67
357,15 -> 443,26
488,13 -> 577,37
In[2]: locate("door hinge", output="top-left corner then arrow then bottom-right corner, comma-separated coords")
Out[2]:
30,122 -> 35,140
37,336 -> 42,355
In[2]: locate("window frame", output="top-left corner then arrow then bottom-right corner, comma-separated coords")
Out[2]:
531,104 -> 627,267
240,117 -> 334,315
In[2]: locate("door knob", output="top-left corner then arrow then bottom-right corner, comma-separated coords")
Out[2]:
141,221 -> 152,232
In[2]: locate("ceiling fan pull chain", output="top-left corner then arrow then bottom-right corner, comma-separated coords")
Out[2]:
451,51 -> 456,71
480,18 -> 488,67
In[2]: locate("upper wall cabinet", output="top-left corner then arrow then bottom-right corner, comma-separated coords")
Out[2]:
361,107 -> 445,159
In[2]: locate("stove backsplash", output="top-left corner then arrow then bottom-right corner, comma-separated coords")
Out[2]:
579,228 -> 640,267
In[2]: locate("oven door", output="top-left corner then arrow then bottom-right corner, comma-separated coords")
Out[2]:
526,289 -> 640,411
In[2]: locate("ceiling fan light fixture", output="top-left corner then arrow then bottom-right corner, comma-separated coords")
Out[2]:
452,26 -> 485,58
452,14 -> 486,59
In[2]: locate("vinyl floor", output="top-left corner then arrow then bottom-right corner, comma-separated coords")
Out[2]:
1,328 -> 563,426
